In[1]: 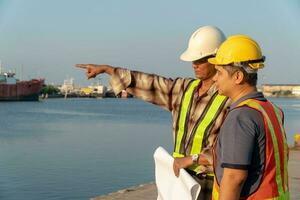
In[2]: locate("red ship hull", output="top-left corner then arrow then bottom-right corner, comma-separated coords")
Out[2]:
0,79 -> 44,101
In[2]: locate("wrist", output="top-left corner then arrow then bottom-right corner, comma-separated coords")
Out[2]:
104,65 -> 113,75
191,154 -> 199,164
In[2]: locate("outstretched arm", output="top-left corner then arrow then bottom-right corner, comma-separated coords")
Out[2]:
76,64 -> 190,111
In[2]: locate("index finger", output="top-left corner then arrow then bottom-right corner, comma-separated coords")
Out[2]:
75,64 -> 88,69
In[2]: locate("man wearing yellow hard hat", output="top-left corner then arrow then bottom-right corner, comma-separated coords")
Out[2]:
209,35 -> 289,200
76,26 -> 231,199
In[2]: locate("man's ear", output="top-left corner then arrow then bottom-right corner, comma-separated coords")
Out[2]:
234,70 -> 244,85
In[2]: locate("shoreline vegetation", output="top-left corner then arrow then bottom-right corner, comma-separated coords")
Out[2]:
40,84 -> 132,99
40,84 -> 300,99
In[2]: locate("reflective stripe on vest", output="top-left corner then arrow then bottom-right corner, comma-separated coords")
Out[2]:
173,79 -> 200,157
273,105 -> 289,193
173,79 -> 228,173
190,94 -> 227,155
212,99 -> 289,200
212,177 -> 219,200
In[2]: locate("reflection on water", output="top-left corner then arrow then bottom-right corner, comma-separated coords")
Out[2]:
0,97 -> 299,200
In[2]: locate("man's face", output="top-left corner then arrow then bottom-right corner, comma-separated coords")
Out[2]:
213,65 -> 235,96
192,58 -> 216,80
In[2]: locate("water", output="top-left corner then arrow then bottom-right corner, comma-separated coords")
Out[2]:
0,97 -> 299,200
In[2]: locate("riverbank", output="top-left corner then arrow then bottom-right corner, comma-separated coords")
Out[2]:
92,150 -> 300,200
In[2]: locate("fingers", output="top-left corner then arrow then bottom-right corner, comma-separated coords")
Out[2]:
86,71 -> 96,79
76,64 -> 95,79
173,160 -> 180,177
75,64 -> 88,69
199,153 -> 212,165
76,64 -> 101,79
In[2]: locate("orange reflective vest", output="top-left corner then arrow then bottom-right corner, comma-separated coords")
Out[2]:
212,98 -> 289,200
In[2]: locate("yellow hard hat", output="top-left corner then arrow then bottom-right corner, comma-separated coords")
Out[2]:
208,35 -> 265,70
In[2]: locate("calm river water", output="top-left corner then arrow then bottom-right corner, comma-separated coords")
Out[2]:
0,97 -> 298,200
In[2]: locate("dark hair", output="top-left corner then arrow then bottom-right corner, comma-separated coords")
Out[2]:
193,55 -> 215,64
223,65 -> 257,86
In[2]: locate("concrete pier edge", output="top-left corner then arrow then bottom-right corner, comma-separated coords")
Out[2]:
92,150 -> 300,200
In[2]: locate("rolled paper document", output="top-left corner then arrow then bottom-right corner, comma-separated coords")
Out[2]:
153,146 -> 201,200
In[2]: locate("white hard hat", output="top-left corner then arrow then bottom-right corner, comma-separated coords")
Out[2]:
180,25 -> 226,62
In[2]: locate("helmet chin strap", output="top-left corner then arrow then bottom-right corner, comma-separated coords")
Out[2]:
243,66 -> 258,74
233,56 -> 265,74
233,63 -> 258,74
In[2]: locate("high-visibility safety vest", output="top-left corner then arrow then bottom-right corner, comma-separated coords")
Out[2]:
212,98 -> 289,200
172,79 -> 228,173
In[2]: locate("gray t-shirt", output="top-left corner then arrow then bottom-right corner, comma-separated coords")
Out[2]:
215,92 -> 266,197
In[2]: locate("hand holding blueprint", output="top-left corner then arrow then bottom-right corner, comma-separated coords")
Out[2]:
154,146 -> 201,200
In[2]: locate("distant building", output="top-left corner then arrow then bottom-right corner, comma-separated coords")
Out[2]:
80,87 -> 94,95
88,84 -> 106,97
292,86 -> 300,96
59,78 -> 74,94
262,84 -> 300,97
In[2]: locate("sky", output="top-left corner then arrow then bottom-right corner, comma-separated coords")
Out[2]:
0,0 -> 299,86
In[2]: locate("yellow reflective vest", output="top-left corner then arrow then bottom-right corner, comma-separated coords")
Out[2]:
172,79 -> 228,173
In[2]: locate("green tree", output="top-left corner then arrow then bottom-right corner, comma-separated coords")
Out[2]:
41,85 -> 60,95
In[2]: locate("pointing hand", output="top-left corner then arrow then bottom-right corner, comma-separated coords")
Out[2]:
75,64 -> 113,79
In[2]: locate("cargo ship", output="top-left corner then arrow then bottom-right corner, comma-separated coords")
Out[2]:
0,71 -> 44,101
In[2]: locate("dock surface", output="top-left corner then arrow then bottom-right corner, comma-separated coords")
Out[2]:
92,150 -> 300,200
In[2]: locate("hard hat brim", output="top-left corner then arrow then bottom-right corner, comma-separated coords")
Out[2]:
207,57 -> 219,65
180,50 -> 213,62
180,50 -> 201,62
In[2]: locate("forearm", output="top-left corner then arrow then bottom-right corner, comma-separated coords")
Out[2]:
112,68 -> 184,111
95,64 -> 114,75
128,71 -> 174,108
104,65 -> 114,75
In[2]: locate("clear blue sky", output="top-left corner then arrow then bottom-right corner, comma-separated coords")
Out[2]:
0,0 -> 299,86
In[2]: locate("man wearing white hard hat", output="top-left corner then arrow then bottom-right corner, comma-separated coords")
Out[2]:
76,25 -> 230,199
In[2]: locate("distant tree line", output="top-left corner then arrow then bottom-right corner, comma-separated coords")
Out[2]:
272,90 -> 292,96
41,85 -> 60,95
